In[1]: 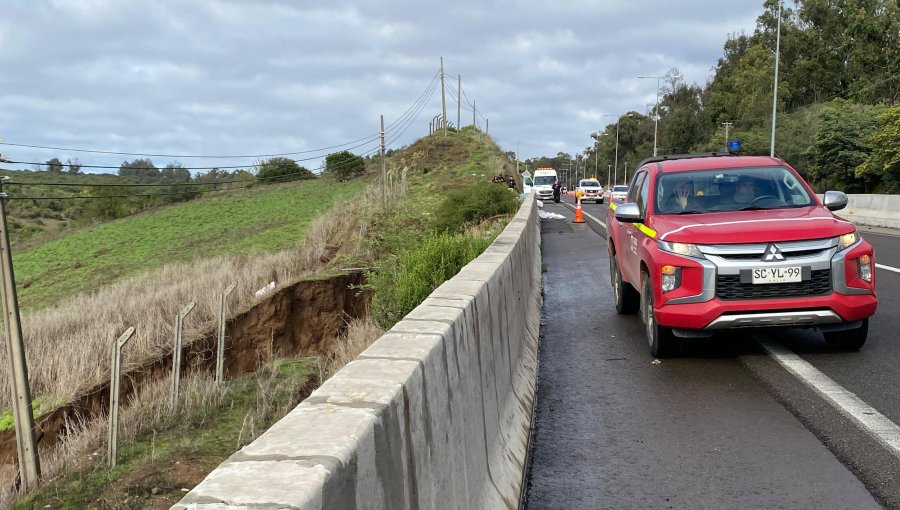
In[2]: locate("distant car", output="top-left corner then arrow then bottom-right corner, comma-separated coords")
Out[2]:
562,186 -> 568,194
609,185 -> 629,204
576,178 -> 604,204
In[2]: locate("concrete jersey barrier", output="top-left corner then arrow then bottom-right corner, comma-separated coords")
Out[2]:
836,194 -> 900,230
174,194 -> 542,509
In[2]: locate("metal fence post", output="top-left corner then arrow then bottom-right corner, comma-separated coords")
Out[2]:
170,302 -> 195,412
107,327 -> 135,468
216,284 -> 236,384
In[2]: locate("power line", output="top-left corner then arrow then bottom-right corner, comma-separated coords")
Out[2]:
386,76 -> 440,147
0,71 -> 442,160
5,72 -> 438,184
1,70 -> 442,172
6,142 -> 387,200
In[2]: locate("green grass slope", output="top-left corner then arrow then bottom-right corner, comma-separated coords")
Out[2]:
12,178 -> 365,311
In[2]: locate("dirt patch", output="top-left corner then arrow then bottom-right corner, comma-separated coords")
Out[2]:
0,271 -> 370,481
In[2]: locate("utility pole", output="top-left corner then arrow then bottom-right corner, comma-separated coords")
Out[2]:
485,119 -> 489,134
457,75 -> 461,134
380,115 -> 386,202
0,177 -> 40,491
770,0 -> 783,157
722,121 -> 733,146
516,141 -> 520,176
472,100 -> 476,129
440,57 -> 447,136
607,165 -> 612,191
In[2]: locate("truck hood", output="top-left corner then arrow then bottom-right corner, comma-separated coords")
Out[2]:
651,206 -> 855,244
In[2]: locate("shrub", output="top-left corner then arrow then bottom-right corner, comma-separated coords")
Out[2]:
430,182 -> 519,233
369,232 -> 492,329
324,151 -> 366,181
256,157 -> 314,183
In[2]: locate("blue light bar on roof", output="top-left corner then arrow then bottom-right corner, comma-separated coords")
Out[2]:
727,140 -> 742,153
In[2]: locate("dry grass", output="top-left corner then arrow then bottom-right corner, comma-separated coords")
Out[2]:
0,173 -> 402,412
324,317 -> 385,378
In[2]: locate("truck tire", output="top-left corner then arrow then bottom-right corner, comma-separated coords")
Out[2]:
641,273 -> 679,357
611,256 -> 639,314
824,319 -> 868,351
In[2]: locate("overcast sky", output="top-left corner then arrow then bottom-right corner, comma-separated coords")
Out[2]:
0,0 -> 763,175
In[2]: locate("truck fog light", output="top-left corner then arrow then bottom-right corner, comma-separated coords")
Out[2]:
661,265 -> 681,293
858,255 -> 872,282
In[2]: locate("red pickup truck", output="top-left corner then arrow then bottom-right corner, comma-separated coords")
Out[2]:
607,153 -> 877,357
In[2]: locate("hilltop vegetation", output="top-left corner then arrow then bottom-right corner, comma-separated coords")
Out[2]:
532,0 -> 900,193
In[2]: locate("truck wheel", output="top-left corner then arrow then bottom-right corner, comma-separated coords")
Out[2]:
610,256 -> 639,314
824,319 -> 868,351
641,273 -> 679,357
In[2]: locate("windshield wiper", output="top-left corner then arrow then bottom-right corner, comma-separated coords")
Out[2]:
668,210 -> 704,215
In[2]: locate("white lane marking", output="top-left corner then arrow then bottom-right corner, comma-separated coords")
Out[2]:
876,263 -> 900,274
561,201 -> 607,230
758,339 -> 900,458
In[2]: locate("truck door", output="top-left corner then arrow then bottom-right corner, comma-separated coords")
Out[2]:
620,171 -> 649,285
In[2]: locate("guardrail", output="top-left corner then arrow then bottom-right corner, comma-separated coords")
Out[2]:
174,194 -> 541,509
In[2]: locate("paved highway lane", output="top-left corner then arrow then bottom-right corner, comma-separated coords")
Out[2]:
739,227 -> 900,507
525,201 -> 883,509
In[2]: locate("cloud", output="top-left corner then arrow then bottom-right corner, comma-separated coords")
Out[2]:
0,0 -> 763,171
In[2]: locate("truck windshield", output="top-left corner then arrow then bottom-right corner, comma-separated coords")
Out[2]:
655,166 -> 815,214
534,176 -> 556,186
580,181 -> 600,187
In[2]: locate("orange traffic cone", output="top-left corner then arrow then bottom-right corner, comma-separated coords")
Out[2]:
573,196 -> 585,223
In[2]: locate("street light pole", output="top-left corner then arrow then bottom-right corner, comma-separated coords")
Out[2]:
770,0 -> 783,157
603,113 -> 632,183
638,75 -> 664,157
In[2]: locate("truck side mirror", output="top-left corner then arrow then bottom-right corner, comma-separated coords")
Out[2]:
614,203 -> 643,223
823,190 -> 848,211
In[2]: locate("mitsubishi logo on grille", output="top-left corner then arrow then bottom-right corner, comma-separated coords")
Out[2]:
763,244 -> 785,262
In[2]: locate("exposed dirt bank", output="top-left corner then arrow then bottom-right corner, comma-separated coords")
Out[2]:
0,271 -> 370,473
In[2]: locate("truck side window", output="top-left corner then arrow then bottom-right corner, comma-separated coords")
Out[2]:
637,172 -> 650,215
628,171 -> 646,207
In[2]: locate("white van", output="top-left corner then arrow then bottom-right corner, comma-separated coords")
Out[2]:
532,167 -> 558,201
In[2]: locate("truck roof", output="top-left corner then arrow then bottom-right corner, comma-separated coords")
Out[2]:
639,154 -> 784,173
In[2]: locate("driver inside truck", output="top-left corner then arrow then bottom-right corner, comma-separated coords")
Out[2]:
733,176 -> 757,204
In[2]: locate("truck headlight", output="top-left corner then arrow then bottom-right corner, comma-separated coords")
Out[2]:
837,231 -> 859,250
658,240 -> 704,259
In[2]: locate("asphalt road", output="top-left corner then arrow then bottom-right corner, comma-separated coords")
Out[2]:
524,198 -> 898,509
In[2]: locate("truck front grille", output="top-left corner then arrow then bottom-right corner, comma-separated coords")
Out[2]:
716,269 -> 832,300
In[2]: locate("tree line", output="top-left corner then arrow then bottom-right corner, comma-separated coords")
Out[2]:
535,0 -> 900,193
0,150 -> 372,243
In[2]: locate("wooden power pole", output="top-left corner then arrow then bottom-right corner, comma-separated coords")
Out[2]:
457,75 -> 461,134
0,177 -> 40,491
380,115 -> 386,202
440,57 -> 447,136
